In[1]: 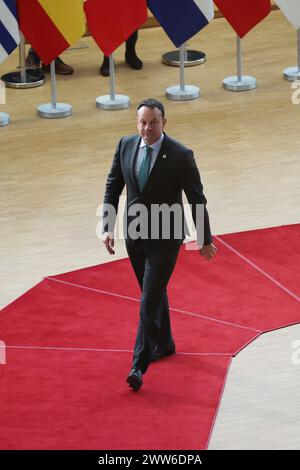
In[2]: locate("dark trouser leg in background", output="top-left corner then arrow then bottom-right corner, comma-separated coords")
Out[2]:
100,30 -> 143,76
125,31 -> 143,70
126,240 -> 179,375
26,48 -> 73,75
26,47 -> 41,67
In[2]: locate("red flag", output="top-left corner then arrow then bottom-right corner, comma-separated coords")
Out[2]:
214,0 -> 271,38
84,0 -> 147,57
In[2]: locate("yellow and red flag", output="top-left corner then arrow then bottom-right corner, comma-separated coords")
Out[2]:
17,0 -> 85,64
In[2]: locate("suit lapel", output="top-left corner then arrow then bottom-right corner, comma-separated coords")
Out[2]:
127,135 -> 141,192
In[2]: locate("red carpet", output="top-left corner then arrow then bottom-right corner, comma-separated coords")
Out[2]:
218,223 -> 300,298
0,349 -> 230,450
0,279 -> 258,354
0,223 -> 299,449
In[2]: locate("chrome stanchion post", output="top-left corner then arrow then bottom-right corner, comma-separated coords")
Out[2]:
109,54 -> 115,100
50,61 -> 57,110
19,34 -> 26,84
283,28 -> 300,81
166,43 -> 200,100
1,33 -> 45,88
237,35 -> 242,81
37,60 -> 72,118
179,44 -> 185,92
223,35 -> 256,91
96,53 -> 130,110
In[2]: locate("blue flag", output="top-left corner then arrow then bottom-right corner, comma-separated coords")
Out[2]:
147,0 -> 214,47
0,0 -> 20,64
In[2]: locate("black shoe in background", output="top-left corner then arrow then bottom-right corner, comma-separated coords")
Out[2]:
125,52 -> 143,70
100,56 -> 110,76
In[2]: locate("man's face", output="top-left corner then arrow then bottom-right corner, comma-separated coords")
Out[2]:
137,106 -> 166,145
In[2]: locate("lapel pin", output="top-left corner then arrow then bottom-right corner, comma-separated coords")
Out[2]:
162,154 -> 167,159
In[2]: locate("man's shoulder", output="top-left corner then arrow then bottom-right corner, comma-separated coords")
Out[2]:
120,134 -> 140,146
164,134 -> 192,155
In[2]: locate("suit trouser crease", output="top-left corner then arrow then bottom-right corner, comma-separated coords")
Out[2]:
126,240 -> 179,374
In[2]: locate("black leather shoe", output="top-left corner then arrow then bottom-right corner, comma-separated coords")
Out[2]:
126,367 -> 143,391
125,52 -> 143,70
152,345 -> 176,362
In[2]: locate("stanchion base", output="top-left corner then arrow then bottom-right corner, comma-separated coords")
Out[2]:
96,95 -> 130,110
162,50 -> 206,67
283,67 -> 300,82
166,85 -> 200,101
223,75 -> 257,91
0,112 -> 10,127
37,103 -> 72,119
1,70 -> 45,89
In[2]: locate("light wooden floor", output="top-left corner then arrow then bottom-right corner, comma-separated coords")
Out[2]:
1,11 -> 300,449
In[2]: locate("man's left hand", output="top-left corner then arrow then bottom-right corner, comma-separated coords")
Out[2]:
200,242 -> 217,261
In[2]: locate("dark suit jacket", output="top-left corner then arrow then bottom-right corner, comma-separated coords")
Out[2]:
103,133 -> 212,252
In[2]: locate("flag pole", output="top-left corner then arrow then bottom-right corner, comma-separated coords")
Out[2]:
50,61 -> 57,109
1,33 -> 45,89
223,35 -> 256,91
283,28 -> 300,81
96,53 -> 130,110
166,43 -> 200,100
37,60 -> 72,118
109,54 -> 115,100
179,44 -> 186,91
237,36 -> 242,81
19,33 -> 26,84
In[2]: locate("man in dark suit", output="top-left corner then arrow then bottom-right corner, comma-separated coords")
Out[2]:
103,98 -> 217,391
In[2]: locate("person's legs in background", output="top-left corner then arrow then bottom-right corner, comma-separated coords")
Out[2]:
25,47 -> 40,68
100,30 -> 143,76
26,47 -> 74,75
125,30 -> 143,70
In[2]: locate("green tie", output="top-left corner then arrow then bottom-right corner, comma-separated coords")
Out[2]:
138,145 -> 152,192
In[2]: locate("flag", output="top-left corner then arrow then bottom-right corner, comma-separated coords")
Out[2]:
0,0 -> 20,64
17,0 -> 85,65
147,0 -> 214,48
214,0 -> 271,38
276,0 -> 300,30
84,0 -> 147,57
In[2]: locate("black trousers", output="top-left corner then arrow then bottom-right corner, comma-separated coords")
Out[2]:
103,30 -> 138,60
125,30 -> 138,55
126,239 -> 180,374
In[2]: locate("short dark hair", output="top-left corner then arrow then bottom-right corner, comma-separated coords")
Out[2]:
137,98 -> 165,119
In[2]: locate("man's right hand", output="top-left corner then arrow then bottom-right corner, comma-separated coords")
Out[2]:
103,232 -> 115,255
